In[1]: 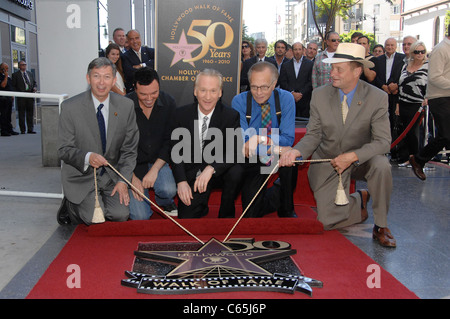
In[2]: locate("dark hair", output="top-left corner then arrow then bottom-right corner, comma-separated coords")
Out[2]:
274,39 -> 288,50
372,44 -> 385,53
105,43 -> 121,57
112,28 -> 124,37
357,35 -> 370,44
133,67 -> 160,86
351,32 -> 363,40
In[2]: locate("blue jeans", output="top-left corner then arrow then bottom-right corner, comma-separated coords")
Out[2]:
128,163 -> 177,220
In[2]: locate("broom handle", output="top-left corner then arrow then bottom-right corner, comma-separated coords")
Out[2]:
223,158 -> 334,242
106,163 -> 205,245
223,162 -> 279,242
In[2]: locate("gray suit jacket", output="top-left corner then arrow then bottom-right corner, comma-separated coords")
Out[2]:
294,80 -> 391,191
58,90 -> 139,204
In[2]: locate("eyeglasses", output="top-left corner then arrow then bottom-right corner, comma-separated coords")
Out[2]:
249,80 -> 275,92
413,50 -> 426,55
329,39 -> 340,42
242,45 -> 249,49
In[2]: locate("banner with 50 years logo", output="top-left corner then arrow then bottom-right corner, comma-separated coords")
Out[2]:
155,0 -> 242,106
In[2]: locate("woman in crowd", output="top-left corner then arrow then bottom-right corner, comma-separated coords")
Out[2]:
396,41 -> 428,166
372,44 -> 385,57
241,40 -> 255,63
105,43 -> 126,95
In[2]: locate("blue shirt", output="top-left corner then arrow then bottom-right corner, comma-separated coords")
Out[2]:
231,88 -> 295,154
339,84 -> 358,107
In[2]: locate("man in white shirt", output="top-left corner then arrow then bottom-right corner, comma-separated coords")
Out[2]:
170,69 -> 243,218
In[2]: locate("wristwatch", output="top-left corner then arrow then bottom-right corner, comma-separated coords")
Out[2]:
260,136 -> 267,144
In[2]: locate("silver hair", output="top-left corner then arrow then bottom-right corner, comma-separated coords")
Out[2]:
254,38 -> 268,47
87,57 -> 117,77
195,69 -> 223,89
248,61 -> 279,84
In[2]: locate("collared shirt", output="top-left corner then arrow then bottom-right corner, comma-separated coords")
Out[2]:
385,52 -> 396,82
83,93 -> 111,170
92,93 -> 110,132
127,90 -> 176,178
231,88 -> 295,154
198,107 -> 214,149
293,56 -> 304,78
312,50 -> 334,88
339,84 -> 358,108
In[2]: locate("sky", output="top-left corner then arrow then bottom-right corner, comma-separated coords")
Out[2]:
242,0 -> 284,42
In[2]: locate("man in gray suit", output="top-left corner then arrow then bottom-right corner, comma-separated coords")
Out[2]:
57,57 -> 139,225
280,43 -> 396,247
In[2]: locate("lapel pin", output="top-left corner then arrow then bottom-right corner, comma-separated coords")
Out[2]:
114,112 -> 118,116
357,101 -> 362,105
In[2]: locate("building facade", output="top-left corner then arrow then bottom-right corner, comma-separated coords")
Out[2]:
0,0 -> 39,87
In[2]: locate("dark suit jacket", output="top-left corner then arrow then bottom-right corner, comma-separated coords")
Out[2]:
11,70 -> 36,92
278,57 -> 313,118
373,52 -> 405,89
240,56 -> 278,90
170,102 -> 242,184
122,46 -> 155,92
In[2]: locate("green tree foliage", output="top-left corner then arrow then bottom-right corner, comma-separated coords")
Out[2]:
340,29 -> 377,50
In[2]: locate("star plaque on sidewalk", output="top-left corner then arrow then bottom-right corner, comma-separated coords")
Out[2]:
122,238 -> 322,296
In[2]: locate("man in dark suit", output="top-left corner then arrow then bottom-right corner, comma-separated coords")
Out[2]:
240,38 -> 278,90
170,69 -> 243,218
122,29 -> 155,93
270,40 -> 291,73
373,37 -> 406,162
279,42 -> 313,118
11,60 -> 37,134
57,57 -> 139,225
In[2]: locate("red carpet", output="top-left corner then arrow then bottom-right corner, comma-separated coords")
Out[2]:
27,212 -> 417,299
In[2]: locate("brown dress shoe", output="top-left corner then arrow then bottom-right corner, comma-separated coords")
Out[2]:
409,155 -> 426,181
358,189 -> 370,223
373,227 -> 396,248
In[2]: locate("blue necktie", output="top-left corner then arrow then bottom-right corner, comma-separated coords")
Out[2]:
97,104 -> 106,154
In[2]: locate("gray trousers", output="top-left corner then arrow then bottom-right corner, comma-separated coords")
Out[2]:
69,173 -> 129,225
313,155 -> 392,230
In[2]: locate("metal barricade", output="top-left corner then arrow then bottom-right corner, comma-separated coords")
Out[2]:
0,91 -> 68,199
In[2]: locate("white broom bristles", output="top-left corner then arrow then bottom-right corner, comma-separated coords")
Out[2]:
92,167 -> 105,224
335,173 -> 349,206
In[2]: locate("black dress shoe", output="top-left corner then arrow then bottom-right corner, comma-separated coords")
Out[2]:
28,131 -> 36,134
278,210 -> 297,218
409,155 -> 426,181
57,197 -> 72,225
1,132 -> 11,136
9,131 -> 19,135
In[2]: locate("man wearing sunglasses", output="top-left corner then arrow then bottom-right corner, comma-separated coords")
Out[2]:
312,31 -> 340,89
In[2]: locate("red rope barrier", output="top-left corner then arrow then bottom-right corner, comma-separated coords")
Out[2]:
391,107 -> 425,150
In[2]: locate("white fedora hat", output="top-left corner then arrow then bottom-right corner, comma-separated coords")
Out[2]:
323,43 -> 374,69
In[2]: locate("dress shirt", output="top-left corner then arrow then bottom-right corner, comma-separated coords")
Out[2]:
198,107 -> 214,149
338,84 -> 358,108
385,52 -> 396,82
84,93 -> 111,170
293,56 -> 304,78
232,88 -> 295,155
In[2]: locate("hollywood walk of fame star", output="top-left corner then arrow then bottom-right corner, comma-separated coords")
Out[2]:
135,238 -> 296,278
163,30 -> 201,67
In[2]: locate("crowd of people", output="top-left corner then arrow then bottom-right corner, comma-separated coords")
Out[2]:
36,26 -> 448,248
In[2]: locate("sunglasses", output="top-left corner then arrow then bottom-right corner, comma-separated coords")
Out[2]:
329,39 -> 340,42
413,50 -> 426,54
242,45 -> 249,49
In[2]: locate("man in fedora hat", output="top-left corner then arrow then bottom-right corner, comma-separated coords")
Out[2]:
280,43 -> 396,247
